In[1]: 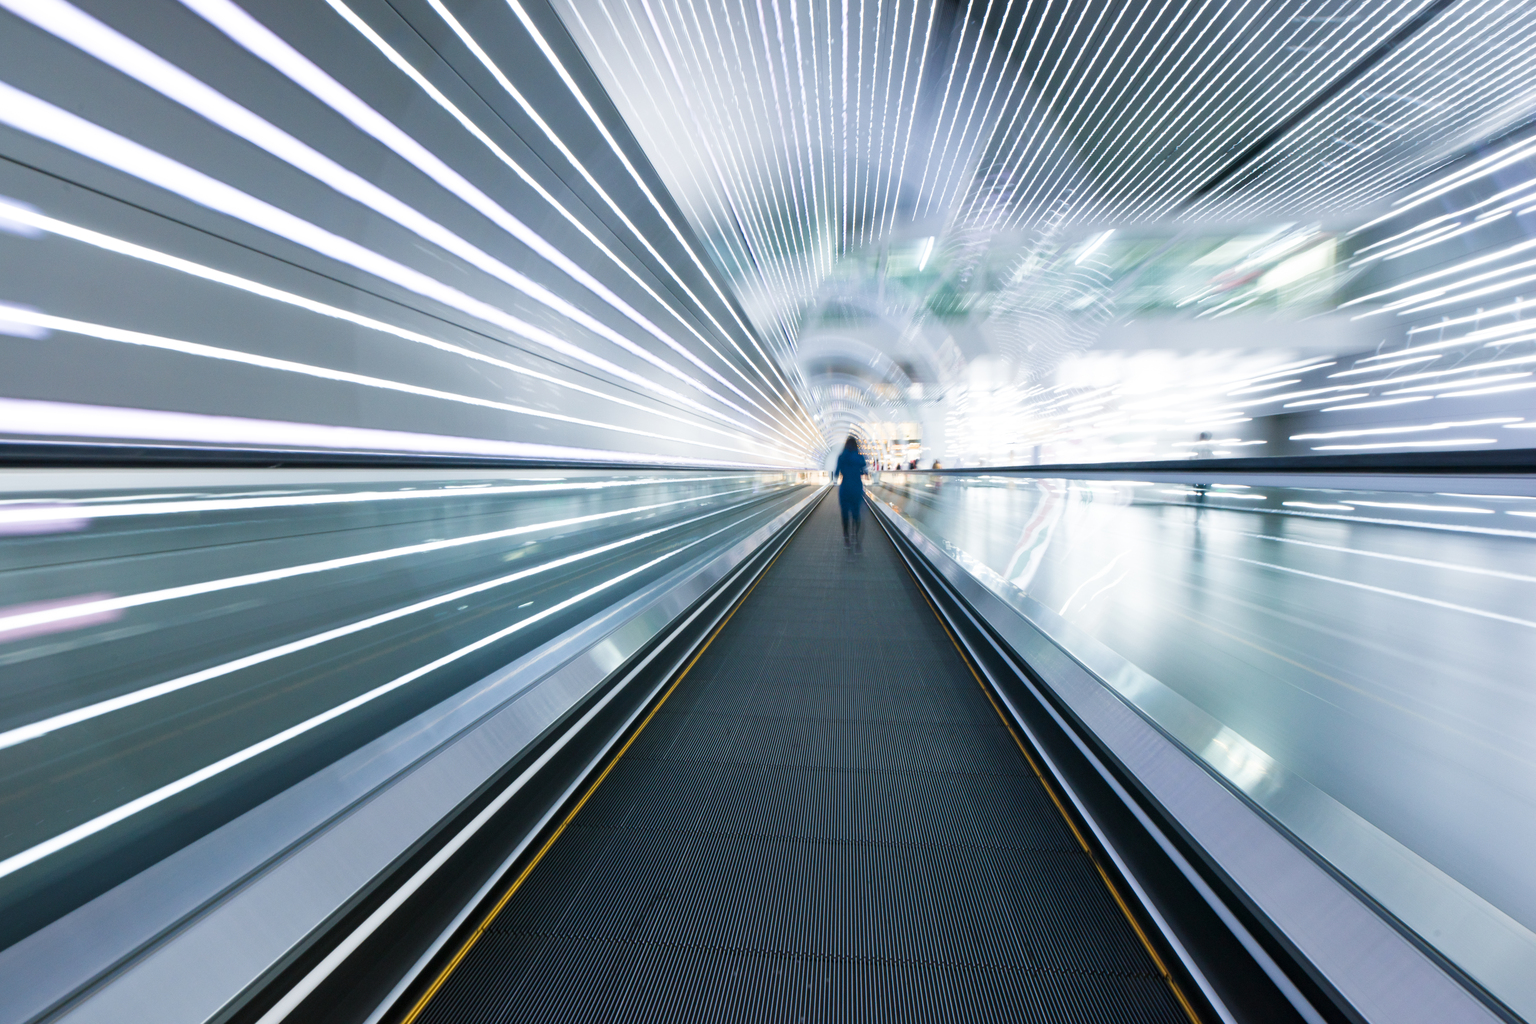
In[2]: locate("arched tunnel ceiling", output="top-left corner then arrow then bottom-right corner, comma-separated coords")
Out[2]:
555,0 -> 1536,463
1,0 -> 1533,468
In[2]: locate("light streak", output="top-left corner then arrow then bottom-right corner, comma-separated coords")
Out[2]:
0,199 -> 763,445
1364,132 -> 1536,229
1284,394 -> 1369,408
0,500 -> 778,881
916,235 -> 935,271
1320,397 -> 1431,411
919,0 -> 1000,216
1392,270 -> 1536,317
317,0 -> 805,433
1241,532 -> 1536,583
0,493 -> 752,642
481,0 -> 821,428
16,0 -> 1536,467
630,0 -> 815,323
1352,216 -> 1510,265
1354,336 -> 1492,362
0,82 -> 783,440
1481,332 -> 1536,348
1342,500 -> 1493,514
1381,373 -> 1534,395
1073,229 -> 1114,266
993,0 -> 1128,227
0,398 -> 760,467
959,0 -> 1058,227
1292,418 -> 1520,441
1218,554 -> 1536,631
1329,355 -> 1440,377
1440,493 -> 1536,499
1246,505 -> 1536,539
0,304 -> 781,460
1058,550 -> 1126,616
1355,219 -> 1465,257
0,477 -> 731,526
910,0 -> 978,216
1311,439 -> 1498,450
16,0 -> 802,447
1404,297 -> 1530,336
882,0 -> 936,237
1227,379 -> 1301,395
1342,244 -> 1536,312
0,490 -> 762,748
181,0 -> 812,445
1335,354 -> 1536,390
0,594 -> 121,643
1241,384 -> 1368,406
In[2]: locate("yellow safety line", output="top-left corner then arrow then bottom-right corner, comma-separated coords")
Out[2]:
889,526 -> 1206,1024
397,529 -> 798,1024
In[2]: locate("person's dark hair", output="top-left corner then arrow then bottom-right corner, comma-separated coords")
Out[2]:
844,436 -> 859,452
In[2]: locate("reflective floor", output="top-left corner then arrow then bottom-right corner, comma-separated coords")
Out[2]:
871,471 -> 1536,1002
0,468 -> 812,946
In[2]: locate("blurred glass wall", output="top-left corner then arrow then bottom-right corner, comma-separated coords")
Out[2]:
556,0 -> 1536,467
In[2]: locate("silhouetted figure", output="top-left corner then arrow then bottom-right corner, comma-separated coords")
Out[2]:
1192,431 -> 1215,502
833,435 -> 868,550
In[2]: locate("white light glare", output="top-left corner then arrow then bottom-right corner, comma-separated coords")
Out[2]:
1074,230 -> 1114,266
917,236 -> 936,270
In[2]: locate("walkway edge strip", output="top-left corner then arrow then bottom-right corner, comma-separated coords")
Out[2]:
874,505 -> 1205,1024
396,509 -> 803,1024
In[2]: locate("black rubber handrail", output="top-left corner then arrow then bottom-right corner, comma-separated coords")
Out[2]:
917,448 -> 1536,476
0,440 -> 797,473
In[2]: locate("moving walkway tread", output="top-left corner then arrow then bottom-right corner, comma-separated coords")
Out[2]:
405,496 -> 1195,1022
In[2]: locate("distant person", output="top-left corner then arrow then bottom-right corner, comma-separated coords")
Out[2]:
1190,432 -> 1216,503
832,435 -> 868,550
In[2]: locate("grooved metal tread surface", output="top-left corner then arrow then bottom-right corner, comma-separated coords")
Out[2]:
416,496 -> 1186,1023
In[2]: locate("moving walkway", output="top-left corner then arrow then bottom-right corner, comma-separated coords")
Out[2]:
0,467 -> 1526,1024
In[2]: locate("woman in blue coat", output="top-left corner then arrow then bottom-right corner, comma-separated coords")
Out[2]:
832,436 -> 868,550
